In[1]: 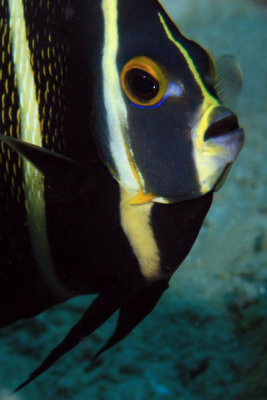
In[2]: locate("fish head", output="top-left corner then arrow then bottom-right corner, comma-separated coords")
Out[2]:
95,0 -> 244,204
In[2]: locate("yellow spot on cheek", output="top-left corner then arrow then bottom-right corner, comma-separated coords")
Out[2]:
129,190 -> 156,205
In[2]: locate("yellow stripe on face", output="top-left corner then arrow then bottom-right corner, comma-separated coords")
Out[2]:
8,0 -> 72,299
101,0 -> 140,194
158,13 -> 228,194
158,12 -> 219,110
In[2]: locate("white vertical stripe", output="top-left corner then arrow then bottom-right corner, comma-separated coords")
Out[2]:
101,0 -> 139,193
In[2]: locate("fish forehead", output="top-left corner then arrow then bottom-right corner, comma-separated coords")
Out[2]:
116,0 -> 213,97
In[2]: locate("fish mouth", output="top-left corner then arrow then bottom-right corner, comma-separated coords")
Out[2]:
202,106 -> 244,162
190,104 -> 245,198
211,127 -> 244,191
204,111 -> 239,141
206,127 -> 244,162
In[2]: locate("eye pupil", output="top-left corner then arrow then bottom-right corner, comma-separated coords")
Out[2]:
126,68 -> 159,101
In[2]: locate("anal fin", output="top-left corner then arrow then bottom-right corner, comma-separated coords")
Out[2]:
14,295 -> 120,392
93,279 -> 169,360
14,280 -> 169,392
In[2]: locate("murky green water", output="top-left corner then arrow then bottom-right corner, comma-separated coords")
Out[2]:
0,1 -> 266,399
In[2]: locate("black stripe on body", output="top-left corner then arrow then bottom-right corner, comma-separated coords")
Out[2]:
151,193 -> 213,276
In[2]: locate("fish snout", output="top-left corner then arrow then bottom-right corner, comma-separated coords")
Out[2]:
203,106 -> 244,161
192,105 -> 244,194
204,106 -> 239,141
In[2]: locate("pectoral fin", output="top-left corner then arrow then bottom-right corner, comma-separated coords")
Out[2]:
215,55 -> 242,110
0,134 -> 81,180
14,280 -> 169,392
0,134 -> 99,203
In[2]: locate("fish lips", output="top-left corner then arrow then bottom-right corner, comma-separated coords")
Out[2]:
206,127 -> 244,163
212,127 -> 244,191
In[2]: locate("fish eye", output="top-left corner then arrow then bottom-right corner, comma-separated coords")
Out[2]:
121,56 -> 168,107
125,69 -> 159,101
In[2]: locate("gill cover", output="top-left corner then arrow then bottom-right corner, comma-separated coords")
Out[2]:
98,0 -> 244,204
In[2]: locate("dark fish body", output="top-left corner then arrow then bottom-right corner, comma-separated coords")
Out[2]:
0,0 -> 244,390
0,0 -> 96,321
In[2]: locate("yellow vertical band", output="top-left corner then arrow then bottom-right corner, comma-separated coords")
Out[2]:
120,188 -> 161,281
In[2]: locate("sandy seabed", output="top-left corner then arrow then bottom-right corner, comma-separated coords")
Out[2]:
0,1 -> 266,399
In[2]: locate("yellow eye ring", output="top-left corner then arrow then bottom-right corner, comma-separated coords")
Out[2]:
120,56 -> 168,107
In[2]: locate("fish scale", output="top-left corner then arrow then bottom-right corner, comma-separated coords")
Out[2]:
0,0 -> 76,331
0,0 -> 69,216
21,0 -> 69,152
0,0 -> 24,222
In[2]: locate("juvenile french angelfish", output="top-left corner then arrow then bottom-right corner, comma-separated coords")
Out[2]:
0,0 -> 244,391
